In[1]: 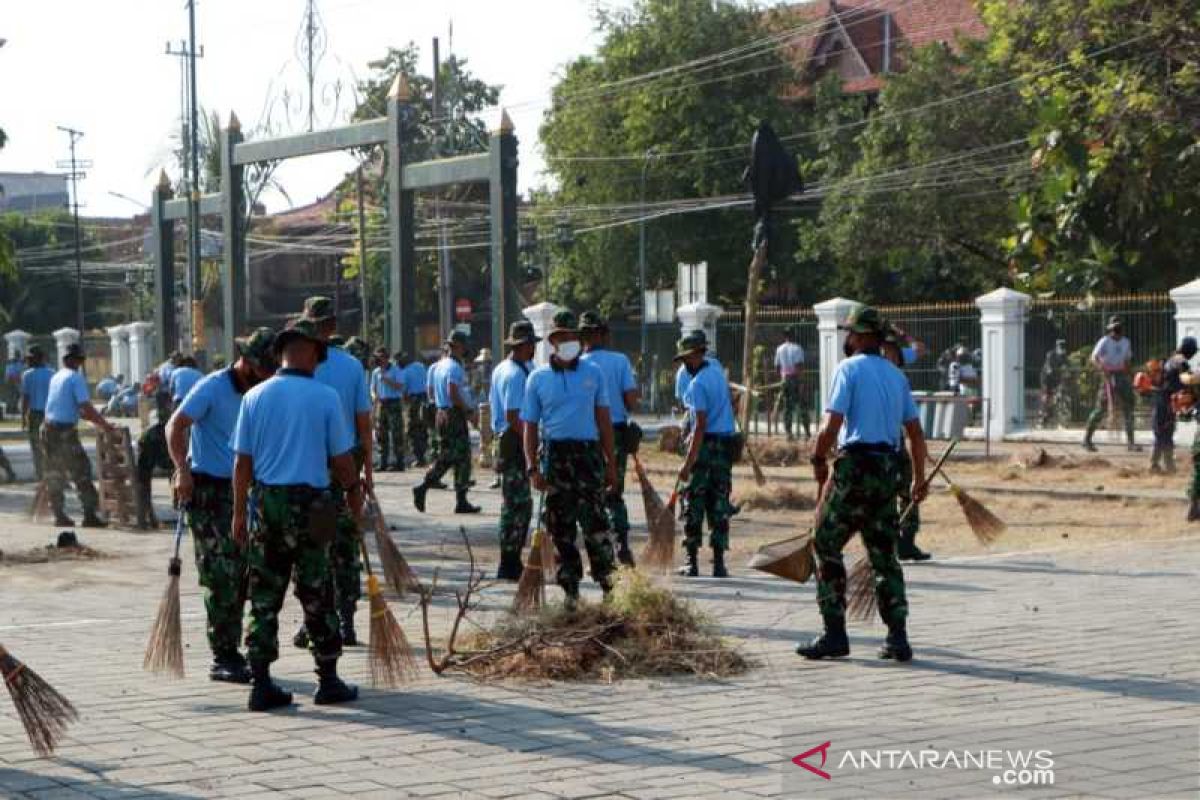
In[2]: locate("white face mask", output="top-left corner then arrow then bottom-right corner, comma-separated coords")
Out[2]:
554,341 -> 582,362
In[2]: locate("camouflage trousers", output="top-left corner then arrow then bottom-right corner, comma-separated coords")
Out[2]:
376,399 -> 406,468
814,449 -> 907,627
407,396 -> 429,463
27,410 -> 45,480
187,475 -> 248,659
544,440 -> 615,592
136,422 -> 173,521
1086,372 -> 1136,441
897,449 -> 920,542
606,426 -> 631,540
423,408 -> 471,491
781,375 -> 812,438
40,423 -> 99,517
247,484 -> 342,665
682,435 -> 736,552
329,450 -> 363,624
497,448 -> 532,560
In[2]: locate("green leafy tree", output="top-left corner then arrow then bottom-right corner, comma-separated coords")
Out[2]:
0,212 -> 102,332
539,0 -> 802,313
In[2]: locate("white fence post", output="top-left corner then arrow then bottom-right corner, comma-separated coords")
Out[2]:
975,288 -> 1030,438
812,297 -> 861,414
522,302 -> 563,367
1169,278 -> 1200,344
676,302 -> 722,357
3,330 -> 30,361
128,322 -> 155,380
52,327 -> 81,367
107,324 -> 131,380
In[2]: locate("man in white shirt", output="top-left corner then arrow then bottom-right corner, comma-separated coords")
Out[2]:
774,327 -> 810,440
1084,316 -> 1138,452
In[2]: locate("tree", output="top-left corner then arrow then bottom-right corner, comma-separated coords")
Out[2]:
983,0 -> 1200,294
0,212 -> 102,332
539,0 -> 802,313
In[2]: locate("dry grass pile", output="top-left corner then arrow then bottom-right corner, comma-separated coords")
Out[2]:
733,485 -> 815,512
658,425 -> 682,454
1015,448 -> 1111,471
753,440 -> 809,467
0,545 -> 106,565
459,570 -> 748,681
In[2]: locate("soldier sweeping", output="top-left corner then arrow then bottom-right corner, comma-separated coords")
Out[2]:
1149,337 -> 1196,474
20,345 -> 53,481
371,347 -> 407,471
674,330 -> 737,578
1084,316 -> 1139,452
521,310 -> 619,608
490,321 -> 538,580
775,327 -> 811,441
42,343 -> 114,528
135,374 -> 176,529
580,311 -> 641,567
412,330 -> 480,515
403,353 -> 430,466
798,306 -> 928,663
168,356 -> 204,407
232,318 -> 362,711
166,328 -> 276,684
292,296 -> 373,649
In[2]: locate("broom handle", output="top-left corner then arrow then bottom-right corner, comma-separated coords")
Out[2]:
171,511 -> 186,561
898,438 -> 958,526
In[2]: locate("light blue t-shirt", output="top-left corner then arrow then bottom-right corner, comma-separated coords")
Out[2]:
233,371 -> 353,488
45,368 -> 90,425
432,356 -> 466,410
170,366 -> 204,402
675,355 -> 721,403
827,353 -> 919,450
157,360 -> 175,386
520,360 -> 610,442
178,369 -> 245,479
315,346 -> 371,445
21,366 -> 54,412
372,364 -> 405,401
96,377 -> 119,399
403,361 -> 428,396
490,359 -> 531,434
582,348 -> 637,425
682,362 -> 735,435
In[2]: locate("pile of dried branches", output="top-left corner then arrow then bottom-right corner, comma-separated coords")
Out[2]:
752,440 -> 809,467
732,485 -> 815,512
1016,448 -> 1111,471
0,545 -> 106,565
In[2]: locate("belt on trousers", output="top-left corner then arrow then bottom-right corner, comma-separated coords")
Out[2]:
703,433 -> 735,443
613,422 -> 628,431
546,439 -> 598,452
840,441 -> 900,456
43,421 -> 76,431
254,482 -> 326,500
191,471 -> 231,487
380,398 -> 402,404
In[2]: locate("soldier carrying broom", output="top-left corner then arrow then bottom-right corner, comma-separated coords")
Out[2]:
798,306 -> 928,663
165,327 -> 277,684
490,321 -> 538,580
231,317 -> 362,712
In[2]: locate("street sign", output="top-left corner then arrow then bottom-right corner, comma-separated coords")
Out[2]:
455,298 -> 473,322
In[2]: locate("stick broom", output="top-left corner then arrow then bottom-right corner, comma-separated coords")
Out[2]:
367,491 -> 421,596
143,514 -> 186,677
0,644 -> 78,757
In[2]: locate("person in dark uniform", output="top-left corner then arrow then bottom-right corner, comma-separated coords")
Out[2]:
490,321 -> 538,580
371,347 -> 407,471
1149,337 -> 1197,474
1039,339 -> 1070,427
412,331 -> 480,514
674,330 -> 737,578
20,345 -> 54,481
799,306 -> 928,663
42,343 -> 115,528
580,311 -> 641,567
521,310 -> 618,608
166,328 -> 276,684
403,353 -> 430,466
232,318 -> 362,712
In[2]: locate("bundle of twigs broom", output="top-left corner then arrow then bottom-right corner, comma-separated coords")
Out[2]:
513,491 -> 554,613
633,455 -> 676,573
366,490 -> 421,596
1,643 -> 78,757
143,514 -> 186,677
358,538 -> 417,687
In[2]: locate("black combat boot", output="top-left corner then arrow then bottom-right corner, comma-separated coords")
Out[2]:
248,662 -> 293,712
53,511 -> 76,527
897,534 -> 932,562
81,512 -> 108,528
496,551 -> 524,581
677,545 -> 699,578
616,531 -> 635,568
712,547 -> 729,578
878,621 -> 913,662
412,482 -> 428,513
1082,431 -> 1097,452
454,490 -> 481,514
430,479 -> 449,490
313,659 -> 359,705
292,624 -> 309,649
562,585 -> 581,613
796,619 -> 850,660
210,651 -> 252,684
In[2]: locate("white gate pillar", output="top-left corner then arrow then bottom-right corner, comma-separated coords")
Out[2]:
128,322 -> 155,380
975,287 -> 1030,438
676,302 -> 722,357
3,330 -> 31,361
1169,278 -> 1200,345
522,302 -> 563,367
52,327 -> 81,366
107,325 -> 131,380
812,297 -> 861,413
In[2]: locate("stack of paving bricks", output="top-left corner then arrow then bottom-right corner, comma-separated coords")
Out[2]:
96,427 -> 136,526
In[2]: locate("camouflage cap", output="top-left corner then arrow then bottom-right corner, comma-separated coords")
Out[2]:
445,330 -> 470,349
327,335 -> 346,347
838,304 -> 884,335
273,317 -> 328,362
300,295 -> 336,323
27,344 -> 45,359
504,320 -> 540,347
63,342 -> 86,361
578,310 -> 607,332
1105,315 -> 1123,331
235,327 -> 276,365
344,336 -> 369,358
547,309 -> 578,338
673,329 -> 709,361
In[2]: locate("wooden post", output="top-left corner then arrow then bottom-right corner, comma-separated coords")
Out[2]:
387,74 -> 416,355
489,109 -> 518,363
150,171 -> 176,360
220,112 -> 246,357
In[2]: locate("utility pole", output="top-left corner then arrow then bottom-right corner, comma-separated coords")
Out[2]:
55,126 -> 89,335
356,167 -> 368,340
432,37 -> 452,338
638,148 -> 656,362
166,15 -> 204,355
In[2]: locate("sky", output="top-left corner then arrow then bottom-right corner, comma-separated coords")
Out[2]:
0,0 -> 628,218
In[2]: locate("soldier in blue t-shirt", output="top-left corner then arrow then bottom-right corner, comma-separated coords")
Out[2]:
521,310 -> 618,607
413,330 -> 481,514
402,353 -> 430,465
371,347 -> 407,472
489,321 -> 539,580
165,327 -> 276,684
231,318 -> 362,712
580,311 -> 641,567
799,306 -> 929,664
20,345 -> 54,480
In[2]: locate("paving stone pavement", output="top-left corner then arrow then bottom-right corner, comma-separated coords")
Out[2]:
0,470 -> 1196,799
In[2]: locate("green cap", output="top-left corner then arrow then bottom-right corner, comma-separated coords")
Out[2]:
63,343 -> 86,361
273,318 -> 328,361
673,329 -> 709,361
578,310 -> 607,332
504,320 -> 540,347
301,295 -> 336,324
235,327 -> 276,365
547,310 -> 578,338
446,330 -> 470,347
838,305 -> 884,335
